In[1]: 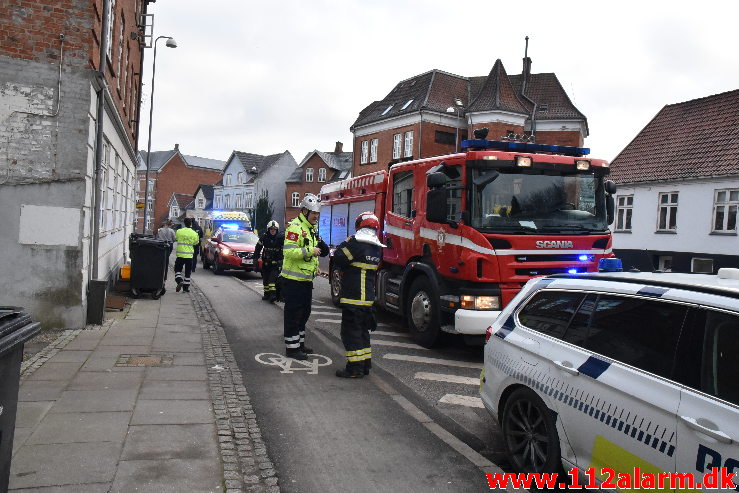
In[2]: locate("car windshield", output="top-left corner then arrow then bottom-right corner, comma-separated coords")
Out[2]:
470,169 -> 608,233
221,231 -> 258,244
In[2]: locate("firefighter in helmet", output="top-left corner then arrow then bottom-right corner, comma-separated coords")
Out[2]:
280,194 -> 329,360
254,220 -> 283,302
332,211 -> 385,378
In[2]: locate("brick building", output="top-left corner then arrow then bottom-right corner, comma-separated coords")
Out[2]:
350,56 -> 587,177
137,145 -> 224,233
0,0 -> 150,327
284,142 -> 352,224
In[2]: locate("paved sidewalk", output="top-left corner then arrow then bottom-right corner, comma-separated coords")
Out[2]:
8,274 -> 279,493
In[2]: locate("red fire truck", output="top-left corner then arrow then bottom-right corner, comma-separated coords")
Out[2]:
319,137 -> 617,347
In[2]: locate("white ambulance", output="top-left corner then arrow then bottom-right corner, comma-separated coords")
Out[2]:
481,261 -> 738,490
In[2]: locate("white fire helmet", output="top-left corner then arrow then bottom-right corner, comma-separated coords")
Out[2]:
267,220 -> 280,230
300,194 -> 321,213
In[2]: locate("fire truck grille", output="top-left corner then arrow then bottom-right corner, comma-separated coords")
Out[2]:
236,251 -> 254,259
514,254 -> 594,262
515,267 -> 585,276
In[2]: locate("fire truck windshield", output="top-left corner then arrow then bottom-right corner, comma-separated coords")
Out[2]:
470,169 -> 608,234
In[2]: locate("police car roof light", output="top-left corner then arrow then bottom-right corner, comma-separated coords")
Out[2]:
598,258 -> 623,272
221,223 -> 239,230
460,139 -> 590,157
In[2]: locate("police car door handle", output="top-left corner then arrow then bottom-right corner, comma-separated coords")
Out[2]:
679,416 -> 733,444
553,360 -> 579,376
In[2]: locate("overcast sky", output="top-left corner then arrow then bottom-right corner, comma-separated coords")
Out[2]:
138,0 -> 739,166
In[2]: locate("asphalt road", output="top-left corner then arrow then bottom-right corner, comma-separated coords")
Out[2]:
194,266 -> 506,492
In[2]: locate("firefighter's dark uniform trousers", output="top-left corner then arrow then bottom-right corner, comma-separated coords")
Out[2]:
333,236 -> 382,375
254,231 -> 284,301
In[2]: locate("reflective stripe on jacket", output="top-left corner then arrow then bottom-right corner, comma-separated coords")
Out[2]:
175,227 -> 200,258
332,236 -> 382,306
280,214 -> 319,281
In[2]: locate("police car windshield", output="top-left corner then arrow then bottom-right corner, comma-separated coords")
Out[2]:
221,231 -> 258,244
470,169 -> 608,233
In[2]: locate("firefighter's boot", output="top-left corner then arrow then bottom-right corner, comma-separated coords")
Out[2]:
335,363 -> 364,379
286,348 -> 308,361
363,359 -> 372,375
299,343 -> 313,354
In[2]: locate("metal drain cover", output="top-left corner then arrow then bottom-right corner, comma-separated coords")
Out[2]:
115,354 -> 174,367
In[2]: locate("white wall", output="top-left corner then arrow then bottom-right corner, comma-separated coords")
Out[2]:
612,177 -> 739,256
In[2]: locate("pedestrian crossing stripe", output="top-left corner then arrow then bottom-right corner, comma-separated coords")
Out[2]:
383,353 -> 483,369
315,318 -> 341,324
439,394 -> 484,408
372,340 -> 429,350
414,372 -> 479,386
372,330 -> 410,338
311,311 -> 341,316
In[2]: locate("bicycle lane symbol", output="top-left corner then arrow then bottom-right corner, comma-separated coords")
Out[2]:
254,353 -> 332,375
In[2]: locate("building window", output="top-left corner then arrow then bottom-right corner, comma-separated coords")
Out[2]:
292,192 -> 300,207
381,104 -> 394,116
245,193 -> 253,209
224,195 -> 231,209
657,192 -> 678,231
713,189 -> 739,232
318,168 -> 327,182
692,258 -> 714,274
392,134 -> 402,159
360,141 -> 368,164
615,195 -> 633,231
226,174 -> 232,186
392,170 -> 414,218
305,168 -> 314,182
404,131 -> 413,158
236,194 -> 242,209
658,256 -> 672,272
401,99 -> 414,110
197,198 -> 204,208
238,172 -> 244,184
435,131 -> 455,145
171,205 -> 179,217
370,139 -> 378,163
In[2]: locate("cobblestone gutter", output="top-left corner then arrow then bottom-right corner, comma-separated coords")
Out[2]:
189,281 -> 281,493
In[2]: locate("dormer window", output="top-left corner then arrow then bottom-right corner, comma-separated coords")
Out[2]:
381,104 -> 394,116
401,99 -> 414,110
539,104 -> 549,113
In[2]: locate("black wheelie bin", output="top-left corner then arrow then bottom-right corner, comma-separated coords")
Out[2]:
129,234 -> 169,299
0,307 -> 40,492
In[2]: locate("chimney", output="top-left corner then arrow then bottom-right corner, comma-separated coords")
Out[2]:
174,143 -> 179,151
334,141 -> 343,153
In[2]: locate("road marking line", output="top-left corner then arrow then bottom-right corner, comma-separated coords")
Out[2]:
382,353 -> 483,369
311,311 -> 340,316
414,372 -> 479,386
315,318 -> 341,324
372,340 -> 428,350
439,394 -> 484,408
372,330 -> 410,338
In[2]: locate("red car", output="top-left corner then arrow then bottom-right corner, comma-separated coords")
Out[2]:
203,229 -> 259,274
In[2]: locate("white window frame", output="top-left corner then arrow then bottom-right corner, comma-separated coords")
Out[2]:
245,193 -> 253,209
226,174 -> 232,186
224,195 -> 231,209
238,172 -> 244,184
305,167 -> 314,182
291,192 -> 300,207
318,167 -> 327,182
392,134 -> 402,160
197,198 -> 204,208
615,195 -> 633,231
691,257 -> 714,274
360,141 -> 369,164
656,192 -> 678,231
404,131 -> 413,158
236,194 -> 242,209
171,205 -> 179,217
370,139 -> 378,163
712,189 -> 739,233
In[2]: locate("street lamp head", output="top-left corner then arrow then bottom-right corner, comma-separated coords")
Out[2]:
165,38 -> 178,48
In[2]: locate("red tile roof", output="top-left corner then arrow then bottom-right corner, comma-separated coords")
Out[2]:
610,89 -> 739,184
468,59 -> 528,115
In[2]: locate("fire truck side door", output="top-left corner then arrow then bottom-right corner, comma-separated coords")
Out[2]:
383,169 -> 415,265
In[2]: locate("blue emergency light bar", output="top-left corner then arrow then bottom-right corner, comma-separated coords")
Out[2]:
221,223 -> 240,230
461,139 -> 590,157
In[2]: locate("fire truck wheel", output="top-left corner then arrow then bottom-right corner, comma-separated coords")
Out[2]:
330,266 -> 342,307
406,276 -> 440,348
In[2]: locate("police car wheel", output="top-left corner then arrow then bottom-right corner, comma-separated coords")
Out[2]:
212,256 -> 224,275
202,254 -> 211,269
501,387 -> 561,474
330,266 -> 342,307
406,277 -> 440,348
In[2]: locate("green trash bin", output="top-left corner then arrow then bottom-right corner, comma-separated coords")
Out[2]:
0,307 -> 40,492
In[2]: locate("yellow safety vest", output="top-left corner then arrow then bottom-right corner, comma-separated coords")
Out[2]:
280,214 -> 319,281
175,227 -> 200,258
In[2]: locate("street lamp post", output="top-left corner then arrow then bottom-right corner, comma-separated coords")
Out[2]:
446,98 -> 465,153
142,35 -> 177,234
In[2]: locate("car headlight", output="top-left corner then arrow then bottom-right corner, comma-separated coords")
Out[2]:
460,295 -> 500,310
220,247 -> 232,256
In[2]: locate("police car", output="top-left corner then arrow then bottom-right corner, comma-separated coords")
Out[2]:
481,259 -> 738,489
